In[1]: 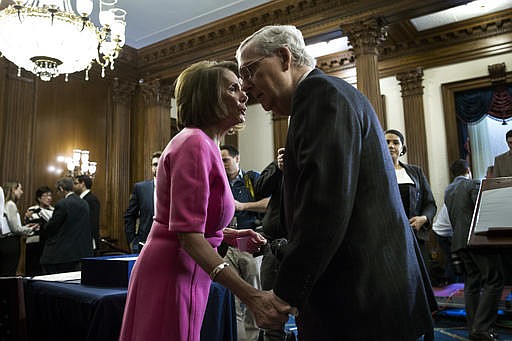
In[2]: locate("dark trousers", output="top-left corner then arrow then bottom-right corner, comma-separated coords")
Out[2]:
42,261 -> 81,275
261,246 -> 287,341
459,248 -> 504,334
434,233 -> 460,283
0,235 -> 20,276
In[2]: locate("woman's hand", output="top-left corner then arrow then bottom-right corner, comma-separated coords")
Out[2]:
222,228 -> 266,253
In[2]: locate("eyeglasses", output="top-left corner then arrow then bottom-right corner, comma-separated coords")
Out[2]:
239,55 -> 269,82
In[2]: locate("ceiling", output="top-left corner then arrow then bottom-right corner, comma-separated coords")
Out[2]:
104,0 -> 273,49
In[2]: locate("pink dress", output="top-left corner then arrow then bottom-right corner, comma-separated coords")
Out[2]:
119,128 -> 235,341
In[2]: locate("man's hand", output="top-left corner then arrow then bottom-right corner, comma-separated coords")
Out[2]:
246,290 -> 291,330
409,215 -> 427,231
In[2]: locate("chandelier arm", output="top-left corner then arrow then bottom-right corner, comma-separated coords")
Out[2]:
15,5 -> 23,24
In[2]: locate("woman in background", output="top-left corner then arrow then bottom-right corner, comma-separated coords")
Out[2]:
384,129 -> 437,270
119,61 -> 290,341
24,186 -> 54,276
0,182 -> 38,276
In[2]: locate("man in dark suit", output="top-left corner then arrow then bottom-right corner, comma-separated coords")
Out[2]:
40,177 -> 93,274
237,25 -> 435,340
124,151 -> 161,253
446,159 -> 503,341
74,174 -> 100,251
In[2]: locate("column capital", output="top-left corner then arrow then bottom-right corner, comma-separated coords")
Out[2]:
343,17 -> 387,56
396,67 -> 424,97
112,78 -> 136,105
140,79 -> 173,108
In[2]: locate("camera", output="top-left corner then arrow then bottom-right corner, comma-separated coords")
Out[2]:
270,238 -> 288,260
451,252 -> 465,276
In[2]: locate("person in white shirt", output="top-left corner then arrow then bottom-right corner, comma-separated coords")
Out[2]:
0,182 -> 38,275
432,204 -> 460,284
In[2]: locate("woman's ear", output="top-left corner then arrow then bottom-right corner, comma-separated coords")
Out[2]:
400,145 -> 407,156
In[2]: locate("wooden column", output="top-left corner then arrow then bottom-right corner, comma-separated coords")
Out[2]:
344,17 -> 387,126
105,78 -> 136,248
396,67 -> 429,178
139,79 -> 172,179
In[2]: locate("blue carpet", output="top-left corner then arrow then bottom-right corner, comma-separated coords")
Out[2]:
283,311 -> 512,340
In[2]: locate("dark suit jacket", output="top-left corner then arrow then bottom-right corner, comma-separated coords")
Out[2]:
445,176 -> 480,252
124,180 -> 154,250
40,193 -> 93,264
253,161 -> 285,240
400,162 -> 437,241
83,191 -> 100,247
276,69 -> 434,340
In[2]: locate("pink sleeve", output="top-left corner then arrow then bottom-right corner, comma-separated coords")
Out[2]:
169,137 -> 212,233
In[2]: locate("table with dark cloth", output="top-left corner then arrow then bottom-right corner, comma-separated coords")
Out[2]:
23,279 -> 236,341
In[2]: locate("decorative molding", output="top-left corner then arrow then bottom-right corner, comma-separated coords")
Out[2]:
396,67 -> 424,97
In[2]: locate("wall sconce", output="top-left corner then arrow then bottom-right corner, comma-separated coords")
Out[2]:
49,149 -> 98,178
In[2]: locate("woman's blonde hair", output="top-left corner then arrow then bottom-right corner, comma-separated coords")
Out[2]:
175,60 -> 239,129
3,182 -> 20,203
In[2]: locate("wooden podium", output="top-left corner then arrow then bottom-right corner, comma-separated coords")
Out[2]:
468,176 -> 512,247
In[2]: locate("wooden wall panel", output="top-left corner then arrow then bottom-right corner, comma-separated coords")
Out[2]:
0,66 -> 36,211
32,77 -> 110,238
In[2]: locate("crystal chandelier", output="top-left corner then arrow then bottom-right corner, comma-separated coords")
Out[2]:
0,0 -> 126,82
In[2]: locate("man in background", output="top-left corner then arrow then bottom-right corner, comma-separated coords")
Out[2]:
74,175 -> 100,252
493,129 -> 512,177
220,144 -> 269,341
124,151 -> 161,253
446,159 -> 503,341
40,177 -> 92,274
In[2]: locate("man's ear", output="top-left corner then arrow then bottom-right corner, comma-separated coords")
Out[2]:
276,47 -> 292,71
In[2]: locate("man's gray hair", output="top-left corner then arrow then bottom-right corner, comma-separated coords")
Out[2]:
56,177 -> 73,192
236,25 -> 316,68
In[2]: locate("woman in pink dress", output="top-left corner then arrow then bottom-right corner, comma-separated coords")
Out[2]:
119,61 -> 290,341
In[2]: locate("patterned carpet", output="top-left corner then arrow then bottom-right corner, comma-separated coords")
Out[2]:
432,283 -> 512,341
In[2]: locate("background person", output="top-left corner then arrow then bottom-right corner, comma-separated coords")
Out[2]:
40,177 -> 93,274
220,144 -> 269,341
236,25 -> 435,340
74,175 -> 100,252
119,60 -> 290,341
24,186 -> 54,276
384,129 -> 437,271
446,159 -> 503,341
493,129 -> 512,177
0,182 -> 38,276
124,151 -> 161,253
253,147 -> 289,341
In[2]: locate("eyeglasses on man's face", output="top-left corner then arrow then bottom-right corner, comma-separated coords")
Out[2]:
239,55 -> 269,82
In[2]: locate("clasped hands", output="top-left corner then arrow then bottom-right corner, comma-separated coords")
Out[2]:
247,290 -> 297,330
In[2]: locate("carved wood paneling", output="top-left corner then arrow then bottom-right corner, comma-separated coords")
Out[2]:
0,65 -> 36,211
105,79 -> 136,247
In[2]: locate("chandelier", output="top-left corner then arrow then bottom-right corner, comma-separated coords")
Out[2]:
48,149 -> 98,178
0,0 -> 126,82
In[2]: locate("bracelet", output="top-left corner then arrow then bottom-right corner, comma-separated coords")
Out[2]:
210,262 -> 230,281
